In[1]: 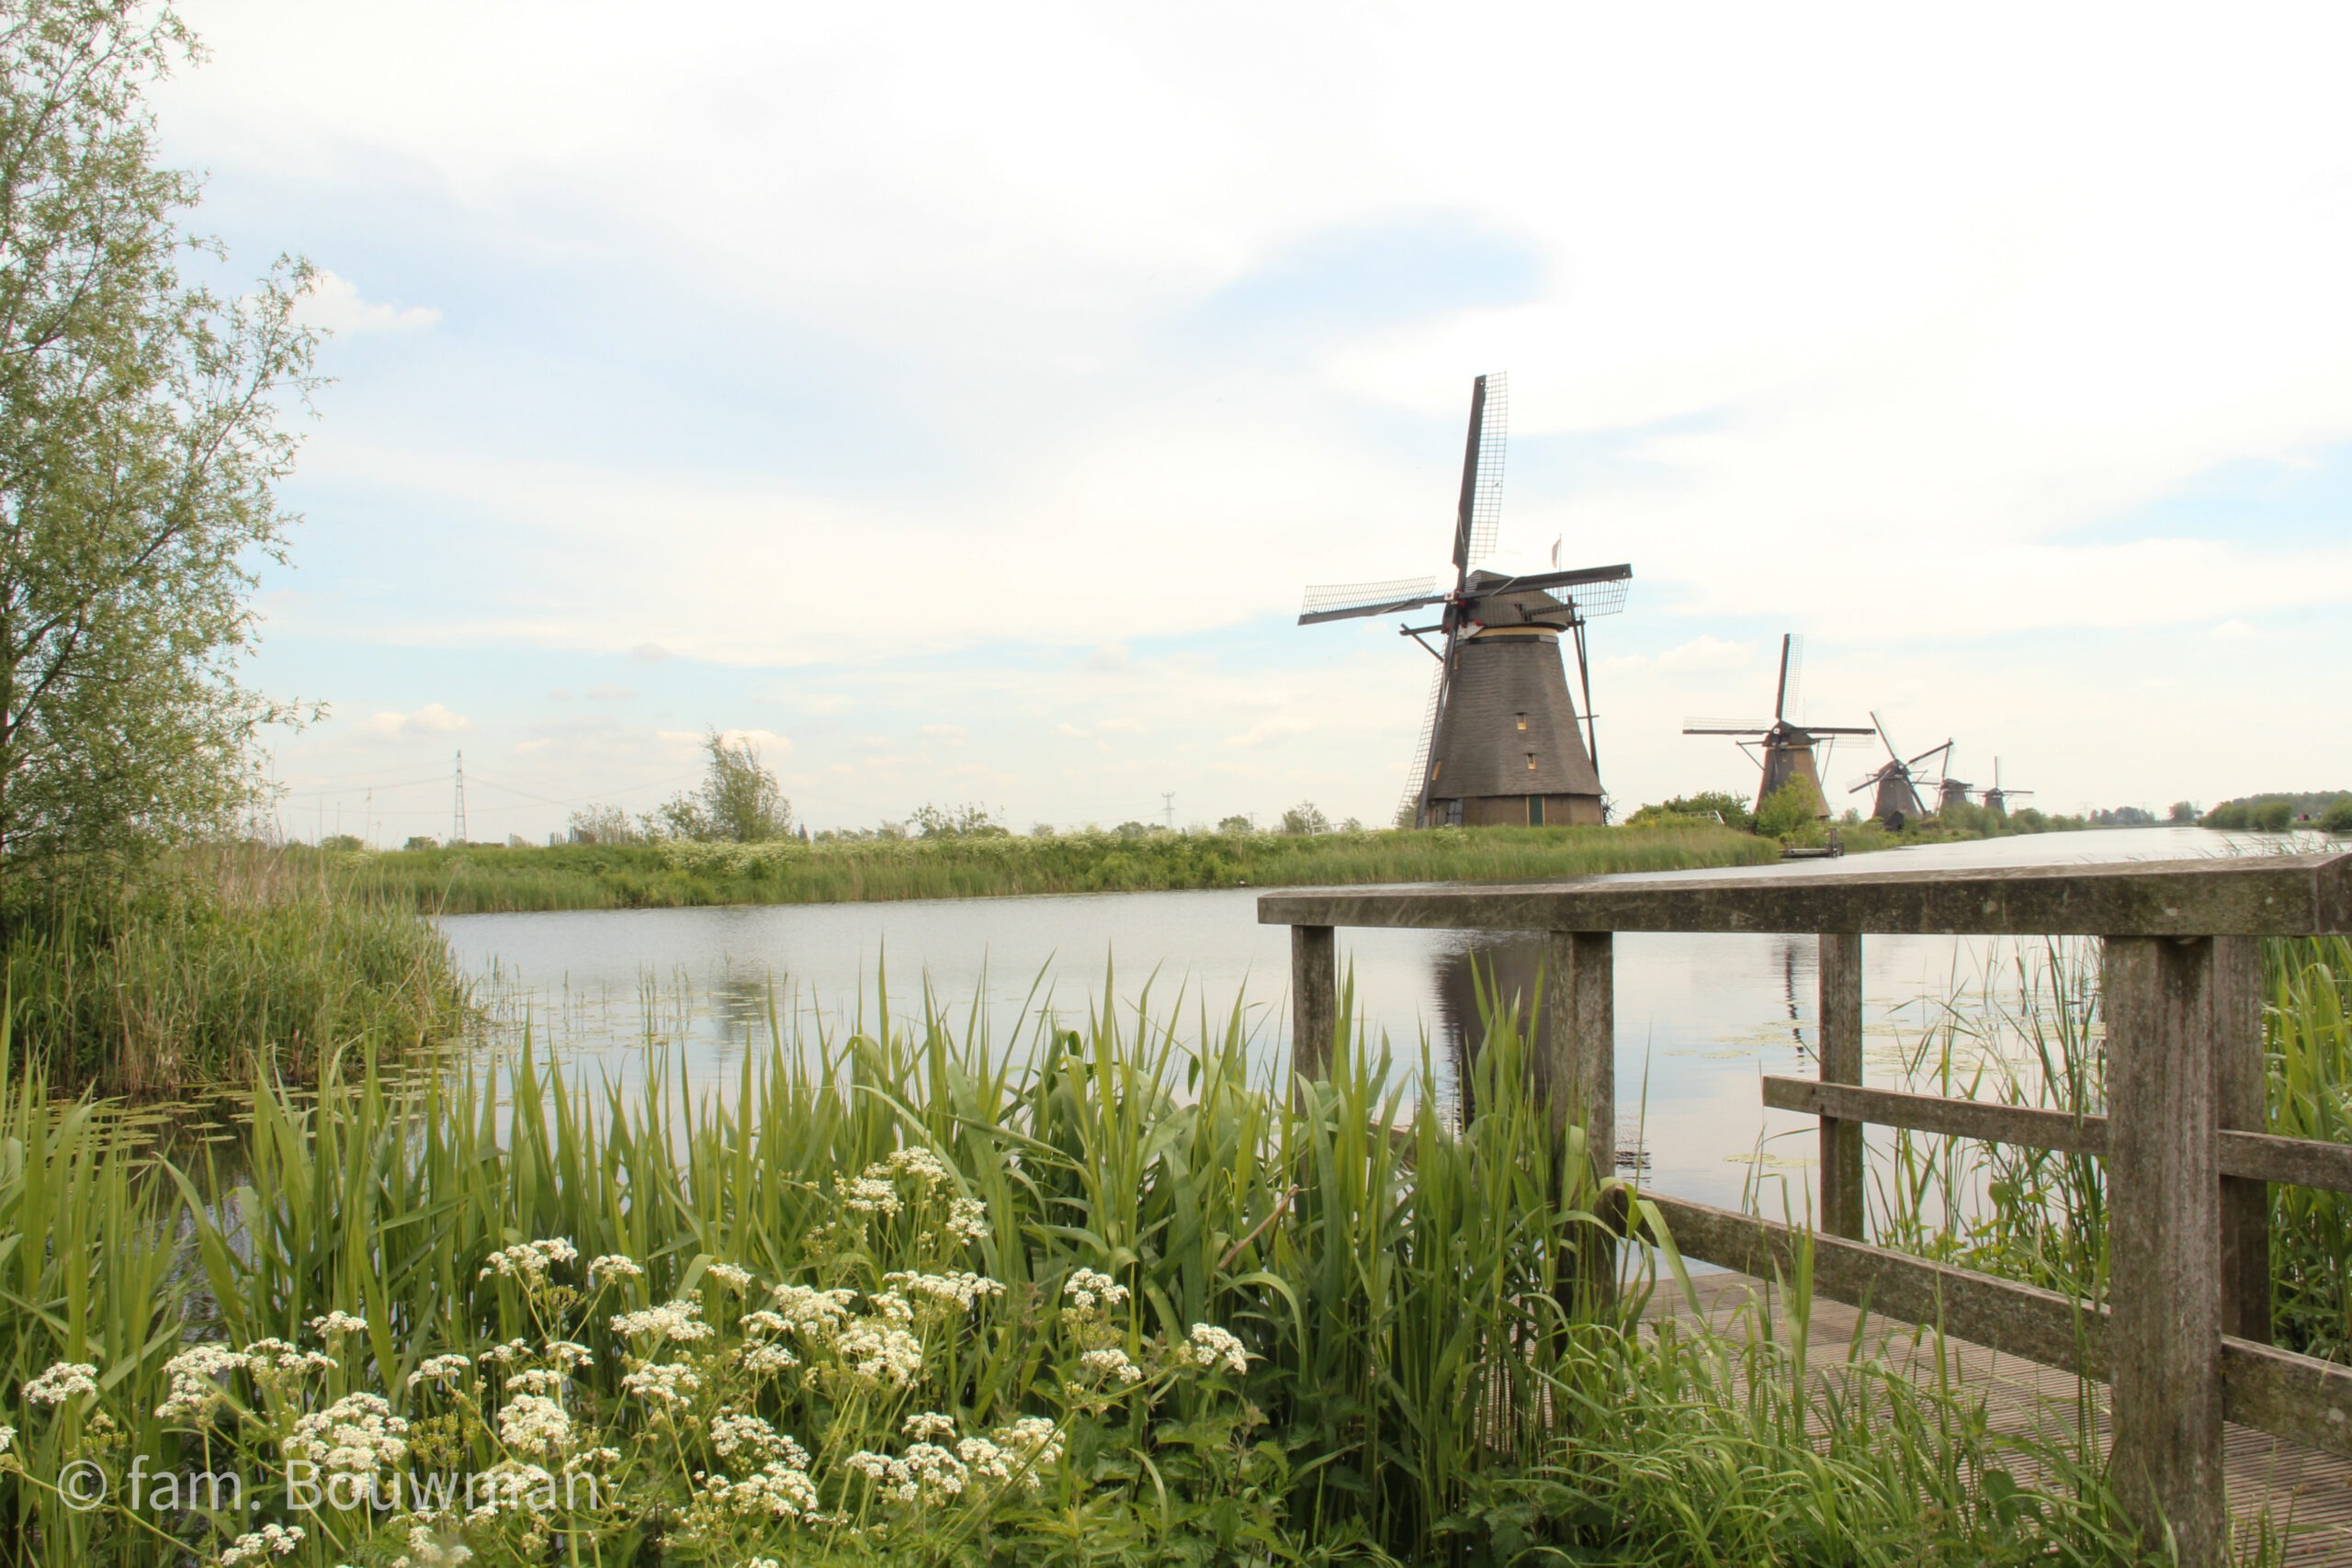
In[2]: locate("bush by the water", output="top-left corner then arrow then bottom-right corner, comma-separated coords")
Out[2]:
0,991 -> 2161,1565
0,847 -> 471,1093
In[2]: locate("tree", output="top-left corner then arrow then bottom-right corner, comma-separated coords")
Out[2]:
1216,814 -> 1252,835
567,803 -> 637,845
1754,778 -> 1823,840
2322,798 -> 2352,835
0,4 -> 319,869
2168,801 -> 2197,824
648,730 -> 792,842
1280,801 -> 1329,835
910,802 -> 1006,839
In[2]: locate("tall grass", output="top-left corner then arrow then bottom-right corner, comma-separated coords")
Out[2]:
0,981 -> 2161,1565
346,823 -> 1781,915
0,844 -> 473,1093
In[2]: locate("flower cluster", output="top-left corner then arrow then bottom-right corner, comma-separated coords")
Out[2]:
886,1269 -> 1007,1313
610,1299 -> 714,1343
22,1360 -> 99,1406
283,1393 -> 409,1481
1184,1324 -> 1250,1375
156,1344 -> 246,1422
496,1393 -> 573,1456
218,1523 -> 303,1563
586,1254 -> 644,1287
1062,1269 -> 1130,1315
480,1237 -> 580,1284
308,1310 -> 369,1340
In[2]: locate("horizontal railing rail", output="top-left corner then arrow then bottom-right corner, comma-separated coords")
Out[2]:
1260,851 -> 2352,1568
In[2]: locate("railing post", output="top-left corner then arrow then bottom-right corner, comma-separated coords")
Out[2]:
2104,935 -> 2227,1568
2215,934 -> 2271,1344
1544,931 -> 1617,1312
1817,931 -> 1866,1241
1290,925 -> 1338,1084
1541,931 -> 1615,1171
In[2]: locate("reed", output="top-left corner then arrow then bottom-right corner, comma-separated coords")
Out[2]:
343,823 -> 1780,915
0,843 -> 474,1093
0,976 -> 2167,1565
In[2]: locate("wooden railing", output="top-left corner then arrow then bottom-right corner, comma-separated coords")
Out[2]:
1260,851 -> 2352,1567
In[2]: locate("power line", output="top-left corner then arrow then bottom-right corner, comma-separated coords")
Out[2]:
452,750 -> 468,846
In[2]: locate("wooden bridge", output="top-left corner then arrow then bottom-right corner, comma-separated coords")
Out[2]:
1262,851 -> 2352,1567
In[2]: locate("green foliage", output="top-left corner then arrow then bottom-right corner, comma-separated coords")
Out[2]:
1279,801 -> 1329,836
2322,798 -> 2352,835
1216,814 -> 1253,835
1752,777 -> 1823,840
910,802 -> 1007,839
0,844 -> 471,1091
1624,790 -> 1754,832
2204,793 -> 2349,831
346,825 -> 1781,914
648,730 -> 793,842
2170,801 -> 2198,823
0,2 -> 320,867
0,985 -> 2152,1564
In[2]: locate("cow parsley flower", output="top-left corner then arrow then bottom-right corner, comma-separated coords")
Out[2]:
841,1176 -> 901,1216
284,1393 -> 408,1481
768,1283 -> 857,1337
479,1238 -> 579,1284
1062,1269 -> 1130,1314
218,1523 -> 304,1562
1080,1348 -> 1142,1384
156,1344 -> 246,1422
586,1254 -> 644,1287
242,1339 -> 337,1391
23,1361 -> 99,1405
884,1270 -> 1006,1313
495,1393 -> 573,1456
609,1299 -> 713,1342
618,1360 -> 702,1406
902,1411 -> 957,1442
407,1354 -> 473,1391
702,1262 -> 753,1293
307,1310 -> 369,1341
1183,1324 -> 1250,1375
943,1196 -> 989,1243
832,1324 -> 924,1387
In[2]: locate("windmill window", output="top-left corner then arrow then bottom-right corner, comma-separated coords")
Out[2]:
1514,713 -> 1528,731
1525,753 -> 1537,771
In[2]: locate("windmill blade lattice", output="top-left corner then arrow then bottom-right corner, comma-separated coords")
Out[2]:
1461,372 -> 1508,570
1298,575 -> 1442,624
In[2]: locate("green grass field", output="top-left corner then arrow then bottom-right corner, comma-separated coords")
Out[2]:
344,822 -> 1783,914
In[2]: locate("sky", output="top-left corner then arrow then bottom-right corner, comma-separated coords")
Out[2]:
153,2 -> 2352,843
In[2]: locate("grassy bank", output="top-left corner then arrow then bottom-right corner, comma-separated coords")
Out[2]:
345,822 -> 1781,915
0,994 -> 2164,1566
0,846 -> 473,1093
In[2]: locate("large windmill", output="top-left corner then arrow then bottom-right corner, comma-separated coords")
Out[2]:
1297,374 -> 1633,829
1682,635 -> 1875,816
1983,757 -> 2033,816
1849,713 -> 1951,828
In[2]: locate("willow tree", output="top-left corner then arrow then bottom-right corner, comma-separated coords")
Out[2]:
0,1 -> 316,871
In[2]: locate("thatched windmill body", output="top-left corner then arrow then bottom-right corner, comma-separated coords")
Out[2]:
1682,635 -> 1874,816
1298,374 -> 1632,828
1983,758 -> 2033,816
1849,713 -> 1951,828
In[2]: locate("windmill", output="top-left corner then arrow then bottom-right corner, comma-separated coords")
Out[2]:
1298,374 -> 1633,829
1849,713 -> 1951,828
1983,757 -> 2033,816
1682,635 -> 1875,817
1936,760 -> 1975,816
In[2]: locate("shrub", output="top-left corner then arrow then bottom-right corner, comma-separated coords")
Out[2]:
2324,798 -> 2352,835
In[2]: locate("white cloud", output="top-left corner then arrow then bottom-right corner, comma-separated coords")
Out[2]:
582,683 -> 637,701
357,702 -> 471,739
1657,637 -> 1752,673
291,269 -> 439,334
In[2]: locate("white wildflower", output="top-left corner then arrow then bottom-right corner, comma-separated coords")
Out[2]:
737,1340 -> 800,1376
408,1354 -> 473,1391
844,1449 -> 913,1501
242,1338 -> 337,1390
710,1410 -> 781,1460
618,1360 -> 702,1406
609,1298 -> 713,1342
307,1310 -> 368,1341
841,1176 -> 901,1216
508,1368 -> 565,1397
22,1360 -> 99,1405
218,1523 -> 304,1563
0,1426 -> 14,1455
883,1145 -> 953,1187
944,1196 -> 989,1242
1079,1348 -> 1142,1384
703,1262 -> 753,1293
542,1339 -> 594,1371
156,1344 -> 246,1422
478,1337 -> 531,1366
867,1291 -> 915,1326
1062,1269 -> 1130,1314
284,1393 -> 408,1481
768,1283 -> 857,1337
465,1460 -> 555,1519
586,1254 -> 643,1287
697,1461 -> 818,1519
831,1323 -> 923,1387
989,1415 -> 1064,1483
478,1238 -> 579,1284
904,1441 -> 968,1502
884,1270 -> 1006,1313
495,1393 -> 573,1456
1183,1324 -> 1250,1375
902,1411 -> 957,1442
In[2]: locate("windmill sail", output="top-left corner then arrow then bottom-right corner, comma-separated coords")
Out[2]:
1397,660 -> 1448,825
1298,575 -> 1442,625
1451,373 -> 1509,574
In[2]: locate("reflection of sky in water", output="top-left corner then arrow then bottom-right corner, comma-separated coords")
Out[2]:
440,828 -> 2312,1220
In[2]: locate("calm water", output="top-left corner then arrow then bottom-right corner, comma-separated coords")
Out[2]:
439,827 -> 2312,1214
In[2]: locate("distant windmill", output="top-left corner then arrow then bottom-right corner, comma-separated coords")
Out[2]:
1936,760 -> 1974,816
1983,757 -> 2034,816
1297,374 -> 1633,829
1849,713 -> 1951,828
1682,634 -> 1875,817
